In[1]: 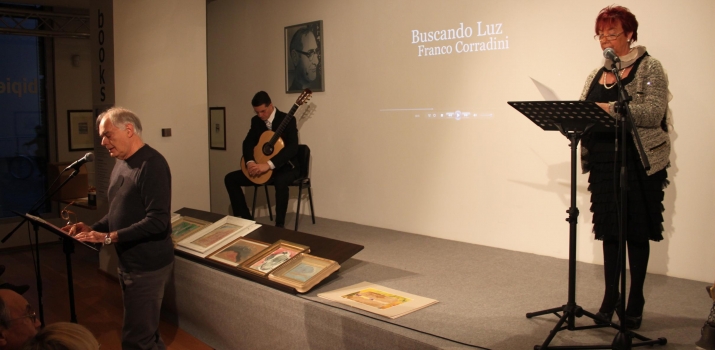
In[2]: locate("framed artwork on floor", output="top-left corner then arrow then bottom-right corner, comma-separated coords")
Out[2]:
318,282 -> 439,319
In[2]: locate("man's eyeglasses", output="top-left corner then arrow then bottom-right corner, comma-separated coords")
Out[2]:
294,49 -> 320,60
9,311 -> 37,324
594,32 -> 623,42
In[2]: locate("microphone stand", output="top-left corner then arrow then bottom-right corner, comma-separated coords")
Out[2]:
2,167 -> 84,325
608,62 -> 665,349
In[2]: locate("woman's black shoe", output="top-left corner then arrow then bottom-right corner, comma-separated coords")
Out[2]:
624,298 -> 645,330
594,297 -> 622,326
624,315 -> 642,329
594,310 -> 615,325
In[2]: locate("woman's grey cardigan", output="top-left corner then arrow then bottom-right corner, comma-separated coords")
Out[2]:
579,54 -> 670,176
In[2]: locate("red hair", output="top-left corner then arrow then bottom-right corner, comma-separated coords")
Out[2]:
595,5 -> 639,42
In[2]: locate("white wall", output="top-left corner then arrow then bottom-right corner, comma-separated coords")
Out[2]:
112,0 -> 210,213
207,0 -> 715,282
54,37 -> 92,162
54,37 -> 94,184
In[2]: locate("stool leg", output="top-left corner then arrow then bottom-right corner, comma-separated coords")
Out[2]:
251,187 -> 257,218
308,186 -> 315,224
295,184 -> 303,231
264,185 -> 273,221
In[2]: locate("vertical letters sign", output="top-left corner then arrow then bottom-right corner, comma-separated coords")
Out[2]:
90,0 -> 116,200
90,0 -> 114,107
98,9 -> 105,101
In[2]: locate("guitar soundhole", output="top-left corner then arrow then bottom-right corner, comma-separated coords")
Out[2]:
262,143 -> 274,156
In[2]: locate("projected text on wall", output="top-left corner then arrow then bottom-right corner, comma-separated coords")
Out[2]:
411,22 -> 509,57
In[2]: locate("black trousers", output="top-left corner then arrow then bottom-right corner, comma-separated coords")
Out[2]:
118,261 -> 173,350
224,166 -> 299,226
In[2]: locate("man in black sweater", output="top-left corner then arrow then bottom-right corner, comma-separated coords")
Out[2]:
225,91 -> 299,228
66,107 -> 173,350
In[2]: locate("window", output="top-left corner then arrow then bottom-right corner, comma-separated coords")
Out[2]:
0,16 -> 50,218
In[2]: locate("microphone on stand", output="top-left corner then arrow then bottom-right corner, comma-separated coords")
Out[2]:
64,152 -> 94,172
603,48 -> 620,63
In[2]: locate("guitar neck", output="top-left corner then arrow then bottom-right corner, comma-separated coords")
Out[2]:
268,103 -> 299,144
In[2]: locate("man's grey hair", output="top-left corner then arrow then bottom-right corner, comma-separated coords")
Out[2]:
96,107 -> 143,137
0,296 -> 10,330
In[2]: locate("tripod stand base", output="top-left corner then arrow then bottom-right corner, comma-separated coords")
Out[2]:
530,304 -> 612,349
612,332 -> 666,349
529,304 -> 667,350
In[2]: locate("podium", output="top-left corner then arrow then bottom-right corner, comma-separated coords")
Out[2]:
508,101 -> 666,349
15,211 -> 98,323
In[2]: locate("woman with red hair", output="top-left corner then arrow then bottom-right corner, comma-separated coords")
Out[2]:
579,5 -> 671,330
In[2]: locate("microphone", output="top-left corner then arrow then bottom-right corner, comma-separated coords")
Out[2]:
603,48 -> 620,63
64,152 -> 94,172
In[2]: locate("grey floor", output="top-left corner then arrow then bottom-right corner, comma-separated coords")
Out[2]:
259,213 -> 711,350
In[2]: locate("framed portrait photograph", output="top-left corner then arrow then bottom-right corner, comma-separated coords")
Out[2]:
208,237 -> 269,267
171,216 -> 212,244
209,107 -> 226,150
239,240 -> 309,276
285,20 -> 324,93
67,110 -> 94,151
268,253 -> 340,293
178,216 -> 255,253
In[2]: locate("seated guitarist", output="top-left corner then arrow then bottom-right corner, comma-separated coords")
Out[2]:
225,91 -> 299,228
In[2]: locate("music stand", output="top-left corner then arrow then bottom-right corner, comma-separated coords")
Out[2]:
508,101 -> 665,349
14,211 -> 98,323
2,166 -> 87,325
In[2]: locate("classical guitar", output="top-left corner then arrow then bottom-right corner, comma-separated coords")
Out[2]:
240,89 -> 312,184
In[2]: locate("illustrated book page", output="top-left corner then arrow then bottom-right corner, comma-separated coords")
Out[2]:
317,281 -> 438,319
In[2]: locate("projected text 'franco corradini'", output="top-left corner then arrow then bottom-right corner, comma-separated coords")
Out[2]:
411,22 -> 509,57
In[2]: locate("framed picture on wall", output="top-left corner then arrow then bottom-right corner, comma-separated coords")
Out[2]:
209,107 -> 226,150
285,20 -> 324,93
67,110 -> 94,151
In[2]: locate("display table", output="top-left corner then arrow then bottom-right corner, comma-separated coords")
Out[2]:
173,207 -> 364,293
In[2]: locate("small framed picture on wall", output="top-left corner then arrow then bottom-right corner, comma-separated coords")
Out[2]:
67,110 -> 94,151
209,107 -> 226,150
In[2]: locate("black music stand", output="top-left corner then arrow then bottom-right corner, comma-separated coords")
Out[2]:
508,101 -> 664,349
14,211 -> 98,323
3,166 -> 86,325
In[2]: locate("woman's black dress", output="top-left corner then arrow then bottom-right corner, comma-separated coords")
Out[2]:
583,57 -> 668,243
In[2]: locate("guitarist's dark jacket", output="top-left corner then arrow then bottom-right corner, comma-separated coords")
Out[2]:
242,109 -> 300,172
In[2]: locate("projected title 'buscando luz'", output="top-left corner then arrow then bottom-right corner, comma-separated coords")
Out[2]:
411,22 -> 508,57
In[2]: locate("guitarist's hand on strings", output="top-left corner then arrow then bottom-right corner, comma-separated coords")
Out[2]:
247,162 -> 270,177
